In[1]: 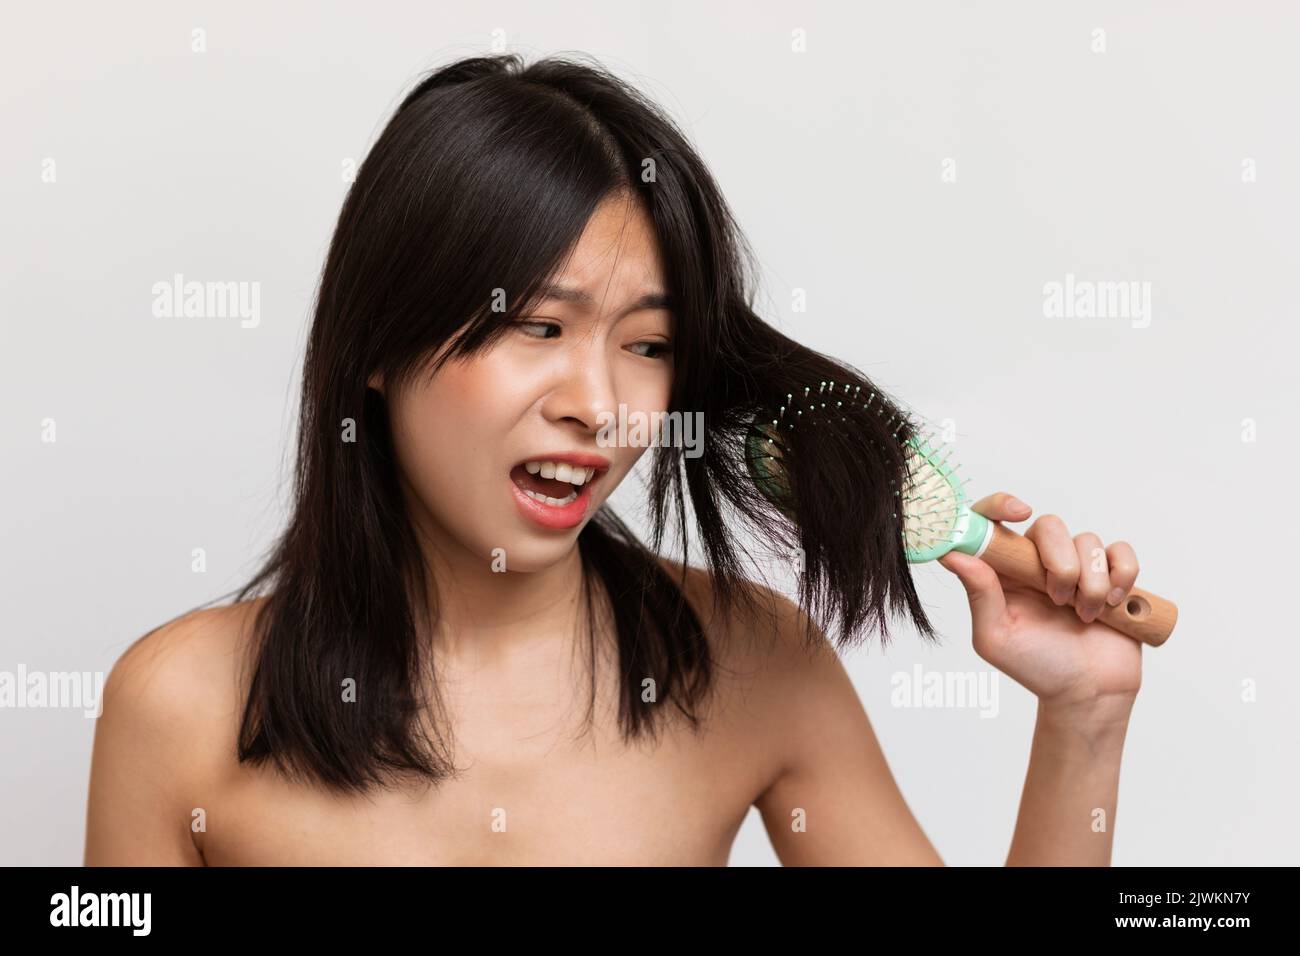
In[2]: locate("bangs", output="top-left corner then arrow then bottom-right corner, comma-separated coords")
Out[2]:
360,76 -> 638,394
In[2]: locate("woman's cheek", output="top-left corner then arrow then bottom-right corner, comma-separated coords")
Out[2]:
394,415 -> 503,557
390,398 -> 453,515
389,371 -> 525,553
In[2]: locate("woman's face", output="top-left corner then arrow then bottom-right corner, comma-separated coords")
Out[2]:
382,191 -> 675,573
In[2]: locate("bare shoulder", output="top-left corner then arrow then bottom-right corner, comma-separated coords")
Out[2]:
107,599 -> 262,731
86,599 -> 265,864
652,560 -> 943,864
654,554 -> 838,677
652,555 -> 843,757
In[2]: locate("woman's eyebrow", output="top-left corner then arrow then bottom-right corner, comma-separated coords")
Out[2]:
535,282 -> 675,313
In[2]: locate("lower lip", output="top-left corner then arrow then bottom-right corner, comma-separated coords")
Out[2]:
509,474 -> 596,530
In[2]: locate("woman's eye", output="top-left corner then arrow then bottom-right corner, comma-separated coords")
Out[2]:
629,340 -> 672,360
514,320 -> 669,359
515,320 -> 560,339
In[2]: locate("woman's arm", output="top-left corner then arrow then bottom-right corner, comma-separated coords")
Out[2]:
936,492 -> 1144,866
1005,695 -> 1134,866
753,635 -> 945,865
742,581 -> 943,865
754,492 -> 1145,866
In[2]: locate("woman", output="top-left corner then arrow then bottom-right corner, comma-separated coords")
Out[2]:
84,53 -> 1143,866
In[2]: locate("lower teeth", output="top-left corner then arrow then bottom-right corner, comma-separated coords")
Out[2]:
524,487 -> 578,507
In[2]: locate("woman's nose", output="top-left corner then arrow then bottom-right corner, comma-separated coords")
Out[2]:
538,339 -> 619,433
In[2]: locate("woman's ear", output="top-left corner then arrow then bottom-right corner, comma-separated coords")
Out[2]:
367,371 -> 385,395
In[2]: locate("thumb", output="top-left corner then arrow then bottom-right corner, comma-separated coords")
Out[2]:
937,550 -> 1008,636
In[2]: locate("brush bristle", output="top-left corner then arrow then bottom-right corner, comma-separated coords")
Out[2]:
899,439 -> 965,556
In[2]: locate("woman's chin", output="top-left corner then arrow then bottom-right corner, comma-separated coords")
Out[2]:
482,537 -> 581,574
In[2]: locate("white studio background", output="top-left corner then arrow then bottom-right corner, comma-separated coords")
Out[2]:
2,1 -> 1296,866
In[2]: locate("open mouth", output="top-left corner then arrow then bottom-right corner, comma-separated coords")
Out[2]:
509,459 -> 607,507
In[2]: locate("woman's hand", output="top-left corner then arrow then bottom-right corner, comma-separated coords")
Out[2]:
937,492 -> 1143,714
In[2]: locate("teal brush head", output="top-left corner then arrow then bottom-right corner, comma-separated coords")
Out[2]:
896,435 -> 994,564
744,380 -> 1178,646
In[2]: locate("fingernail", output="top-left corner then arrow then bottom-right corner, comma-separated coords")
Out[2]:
1006,496 -> 1027,510
1052,588 -> 1070,606
1107,588 -> 1125,606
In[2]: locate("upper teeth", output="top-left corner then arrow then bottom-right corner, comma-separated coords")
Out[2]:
524,461 -> 596,485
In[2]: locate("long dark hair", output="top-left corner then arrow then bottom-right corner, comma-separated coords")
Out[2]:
214,53 -> 935,794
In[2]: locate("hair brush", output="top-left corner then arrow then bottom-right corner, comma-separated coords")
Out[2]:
745,382 -> 1178,647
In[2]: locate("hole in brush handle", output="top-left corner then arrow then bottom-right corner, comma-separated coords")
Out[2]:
1125,595 -> 1151,619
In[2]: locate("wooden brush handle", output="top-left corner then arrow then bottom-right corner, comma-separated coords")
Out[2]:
981,522 -> 1178,646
